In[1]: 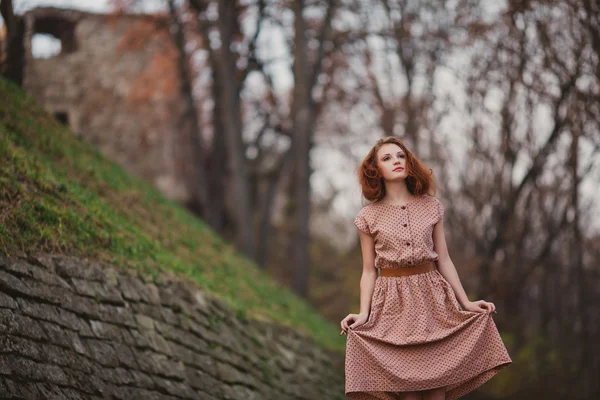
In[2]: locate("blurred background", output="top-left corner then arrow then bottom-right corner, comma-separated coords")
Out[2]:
1,0 -> 599,398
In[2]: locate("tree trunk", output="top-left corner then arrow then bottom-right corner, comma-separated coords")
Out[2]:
206,66 -> 227,233
166,0 -> 212,223
214,0 -> 256,260
0,0 -> 25,85
291,0 -> 312,297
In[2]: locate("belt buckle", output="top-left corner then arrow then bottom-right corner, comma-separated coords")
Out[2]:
376,267 -> 381,277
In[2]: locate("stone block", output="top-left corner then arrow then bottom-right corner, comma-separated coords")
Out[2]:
30,267 -> 72,289
128,369 -> 154,389
135,350 -> 186,380
84,339 -> 120,367
118,275 -> 151,302
215,361 -> 259,388
95,366 -> 134,385
89,320 -> 124,340
27,253 -> 56,270
1,257 -> 34,278
0,292 -> 17,309
4,355 -> 69,385
134,313 -> 155,331
0,270 -> 31,297
221,384 -> 261,400
154,321 -> 209,353
43,344 -> 95,374
0,377 -> 41,399
161,306 -> 179,325
152,376 -> 197,398
184,366 -> 222,393
0,335 -> 43,361
35,382 -> 69,399
0,308 -> 45,340
21,278 -> 64,304
54,257 -> 106,281
131,302 -> 164,321
97,304 -> 136,327
112,343 -> 138,369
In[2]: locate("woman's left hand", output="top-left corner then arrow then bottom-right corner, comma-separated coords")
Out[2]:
464,300 -> 497,313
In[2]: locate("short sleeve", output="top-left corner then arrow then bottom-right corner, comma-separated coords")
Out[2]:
435,197 -> 445,223
354,209 -> 371,235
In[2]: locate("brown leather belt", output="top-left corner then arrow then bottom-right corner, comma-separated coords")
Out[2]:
377,262 -> 436,277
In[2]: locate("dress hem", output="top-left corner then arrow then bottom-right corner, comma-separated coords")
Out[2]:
345,358 -> 512,399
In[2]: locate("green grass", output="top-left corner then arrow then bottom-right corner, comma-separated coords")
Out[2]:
0,77 -> 345,353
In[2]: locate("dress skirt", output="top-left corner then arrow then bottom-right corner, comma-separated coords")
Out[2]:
345,269 -> 512,400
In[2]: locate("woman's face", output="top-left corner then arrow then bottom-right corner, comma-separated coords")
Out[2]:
376,143 -> 408,182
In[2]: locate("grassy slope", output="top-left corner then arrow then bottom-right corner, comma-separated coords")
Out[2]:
0,77 -> 345,353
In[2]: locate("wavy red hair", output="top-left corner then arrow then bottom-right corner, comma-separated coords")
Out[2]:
357,136 -> 439,202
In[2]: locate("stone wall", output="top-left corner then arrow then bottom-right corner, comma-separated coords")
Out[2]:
21,7 -> 196,204
0,253 -> 346,399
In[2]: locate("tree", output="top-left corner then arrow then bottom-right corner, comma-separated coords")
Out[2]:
0,0 -> 25,85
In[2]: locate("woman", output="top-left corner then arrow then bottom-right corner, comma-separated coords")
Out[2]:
341,137 -> 512,400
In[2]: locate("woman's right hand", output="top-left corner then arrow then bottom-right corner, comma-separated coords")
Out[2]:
340,312 -> 369,335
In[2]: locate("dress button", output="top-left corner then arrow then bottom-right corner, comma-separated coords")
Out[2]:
406,242 -> 411,246
403,223 -> 407,227
401,206 -> 406,209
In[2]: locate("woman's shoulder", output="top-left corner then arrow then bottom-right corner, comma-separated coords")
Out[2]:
421,194 -> 445,221
421,193 -> 442,205
356,202 -> 375,216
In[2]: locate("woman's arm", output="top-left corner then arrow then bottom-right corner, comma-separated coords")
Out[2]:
433,218 -> 497,313
432,218 -> 472,309
340,229 -> 377,334
357,230 -> 377,317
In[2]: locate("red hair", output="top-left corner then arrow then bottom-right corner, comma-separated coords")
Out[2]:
357,136 -> 439,202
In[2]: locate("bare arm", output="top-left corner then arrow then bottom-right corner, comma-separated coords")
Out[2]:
340,229 -> 377,335
357,230 -> 377,317
433,218 -> 497,313
432,218 -> 471,308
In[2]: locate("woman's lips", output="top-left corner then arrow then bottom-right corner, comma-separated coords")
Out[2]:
393,167 -> 403,171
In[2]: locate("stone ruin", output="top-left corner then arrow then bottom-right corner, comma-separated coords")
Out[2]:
21,7 -> 198,205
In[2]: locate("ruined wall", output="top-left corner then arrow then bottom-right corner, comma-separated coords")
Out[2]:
21,7 -> 196,204
0,253 -> 346,399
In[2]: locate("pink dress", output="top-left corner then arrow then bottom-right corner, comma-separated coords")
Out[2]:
345,194 -> 512,400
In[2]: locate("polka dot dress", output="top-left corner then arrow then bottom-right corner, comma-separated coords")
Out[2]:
345,194 -> 512,400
